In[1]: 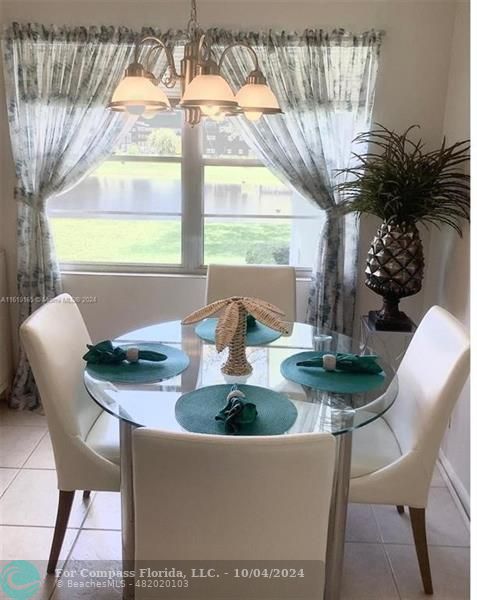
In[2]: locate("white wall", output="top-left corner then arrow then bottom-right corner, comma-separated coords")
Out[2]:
0,1 -> 470,498
0,0 -> 17,354
422,2 -> 470,511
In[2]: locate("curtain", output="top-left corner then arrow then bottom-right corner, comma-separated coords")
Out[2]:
1,24 -> 146,409
210,29 -> 383,335
2,24 -> 381,408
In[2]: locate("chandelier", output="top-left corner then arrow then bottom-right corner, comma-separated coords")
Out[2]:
108,0 -> 283,125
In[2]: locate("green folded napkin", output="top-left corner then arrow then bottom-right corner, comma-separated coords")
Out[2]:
246,314 -> 257,329
297,353 -> 382,375
83,340 -> 167,365
215,385 -> 258,434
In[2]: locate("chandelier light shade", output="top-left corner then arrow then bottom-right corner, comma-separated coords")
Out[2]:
179,74 -> 238,115
235,80 -> 282,121
107,0 -> 283,125
109,64 -> 171,115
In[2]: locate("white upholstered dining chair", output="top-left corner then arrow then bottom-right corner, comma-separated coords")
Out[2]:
133,430 -> 335,597
206,264 -> 297,322
349,306 -> 470,594
20,293 -> 120,573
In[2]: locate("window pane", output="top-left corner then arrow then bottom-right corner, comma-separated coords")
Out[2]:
48,109 -> 183,266
49,161 -> 181,216
50,217 -> 181,264
202,120 -> 256,160
204,217 -> 323,268
204,165 -> 318,217
116,111 -> 182,157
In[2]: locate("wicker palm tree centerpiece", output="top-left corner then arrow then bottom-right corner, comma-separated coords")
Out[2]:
337,124 -> 470,331
183,297 -> 289,376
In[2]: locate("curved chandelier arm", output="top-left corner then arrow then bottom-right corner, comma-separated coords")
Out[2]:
197,33 -> 210,62
136,36 -> 182,84
217,42 -> 260,75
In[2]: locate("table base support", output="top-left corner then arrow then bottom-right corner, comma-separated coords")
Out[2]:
120,420 -> 136,600
324,432 -> 353,600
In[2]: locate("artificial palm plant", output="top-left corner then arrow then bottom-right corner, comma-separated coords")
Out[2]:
337,124 -> 470,330
183,297 -> 289,376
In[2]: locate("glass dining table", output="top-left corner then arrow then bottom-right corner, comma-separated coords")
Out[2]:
84,320 -> 398,600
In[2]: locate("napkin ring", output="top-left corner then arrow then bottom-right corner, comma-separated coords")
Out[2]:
226,388 -> 245,402
126,347 -> 140,363
322,354 -> 337,371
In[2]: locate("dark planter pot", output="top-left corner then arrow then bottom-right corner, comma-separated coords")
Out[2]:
365,220 -> 424,331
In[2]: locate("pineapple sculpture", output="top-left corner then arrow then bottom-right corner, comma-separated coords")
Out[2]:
365,219 -> 424,329
182,297 -> 289,376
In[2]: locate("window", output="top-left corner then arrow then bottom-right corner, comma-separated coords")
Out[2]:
202,121 -> 322,269
49,112 -> 183,266
48,112 -> 323,273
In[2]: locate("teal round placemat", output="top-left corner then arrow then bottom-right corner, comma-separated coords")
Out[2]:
280,351 -> 385,394
175,384 -> 298,436
195,318 -> 281,346
85,343 -> 189,384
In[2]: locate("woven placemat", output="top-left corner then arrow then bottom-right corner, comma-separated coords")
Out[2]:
175,384 -> 297,435
195,318 -> 281,346
280,351 -> 385,394
85,343 -> 189,384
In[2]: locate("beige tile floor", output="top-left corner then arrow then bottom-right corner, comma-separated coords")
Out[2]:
0,403 -> 470,600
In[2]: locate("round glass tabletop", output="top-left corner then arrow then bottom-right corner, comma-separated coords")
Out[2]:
84,320 -> 398,436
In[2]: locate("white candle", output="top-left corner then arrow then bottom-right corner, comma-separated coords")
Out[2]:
322,354 -> 337,371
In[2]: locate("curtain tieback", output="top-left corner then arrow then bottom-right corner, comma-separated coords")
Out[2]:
324,206 -> 345,220
15,188 -> 47,212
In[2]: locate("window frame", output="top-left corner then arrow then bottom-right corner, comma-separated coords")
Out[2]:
56,119 -> 315,276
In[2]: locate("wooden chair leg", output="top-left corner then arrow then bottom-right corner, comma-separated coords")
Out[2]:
409,507 -> 433,595
83,490 -> 91,500
396,505 -> 405,514
47,491 -> 75,574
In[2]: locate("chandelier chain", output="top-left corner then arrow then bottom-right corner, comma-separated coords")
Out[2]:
187,0 -> 199,36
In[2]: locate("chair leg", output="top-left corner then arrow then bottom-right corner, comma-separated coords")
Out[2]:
396,505 -> 405,514
83,490 -> 91,500
409,507 -> 433,595
47,491 -> 75,575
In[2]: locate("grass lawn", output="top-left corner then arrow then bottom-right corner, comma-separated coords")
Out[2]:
98,160 -> 284,187
51,218 -> 291,265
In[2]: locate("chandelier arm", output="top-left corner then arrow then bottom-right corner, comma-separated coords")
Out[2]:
137,36 -> 182,82
197,33 -> 211,63
217,42 -> 260,75
146,46 -> 177,88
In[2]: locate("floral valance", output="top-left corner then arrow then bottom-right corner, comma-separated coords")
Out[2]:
2,23 -> 383,108
3,22 -> 383,47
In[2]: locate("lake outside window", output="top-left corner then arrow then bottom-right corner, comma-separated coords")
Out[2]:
48,110 -> 323,273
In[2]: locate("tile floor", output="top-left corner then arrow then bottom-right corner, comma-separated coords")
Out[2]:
0,402 -> 470,600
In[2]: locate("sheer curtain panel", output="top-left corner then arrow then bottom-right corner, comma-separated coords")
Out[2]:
213,29 -> 383,334
1,24 -> 138,408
